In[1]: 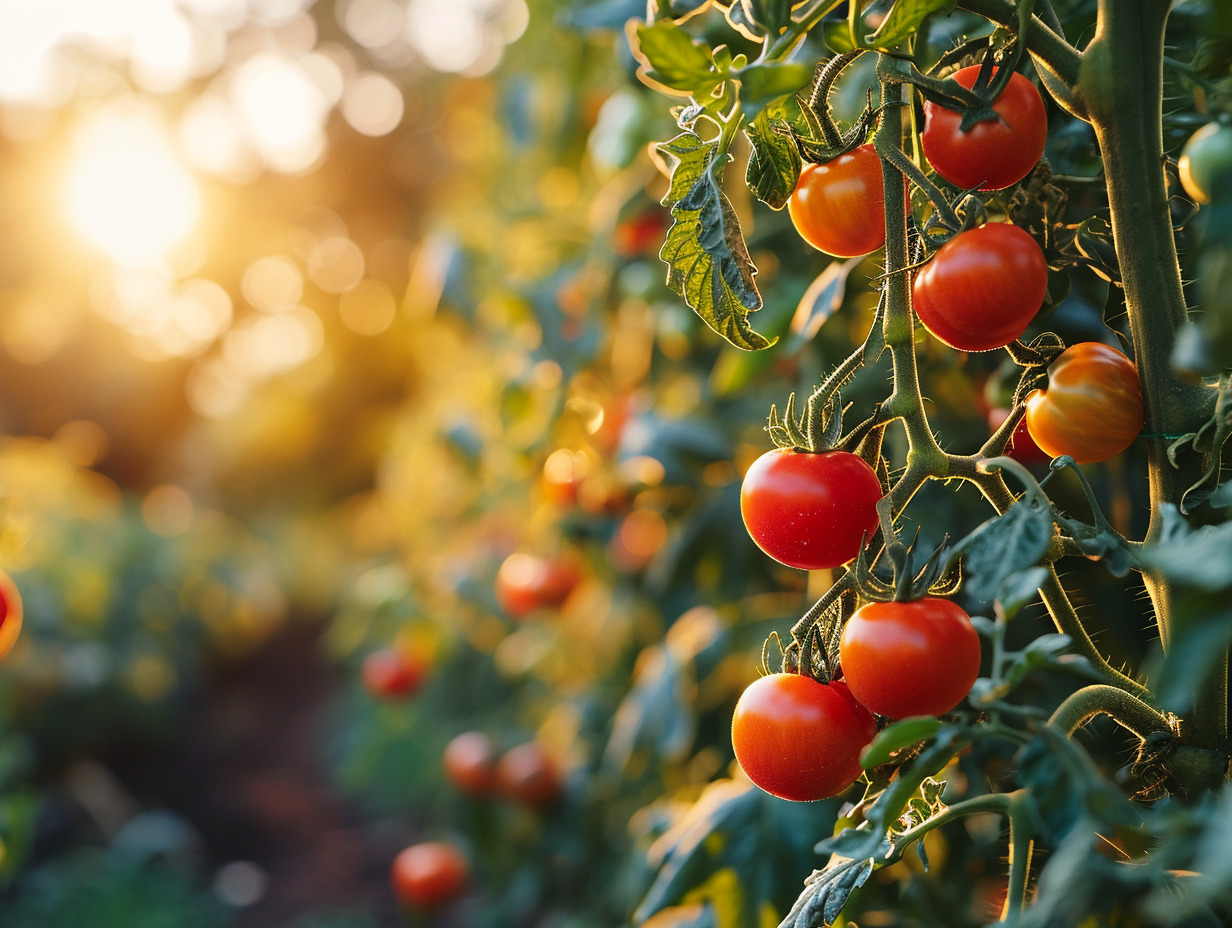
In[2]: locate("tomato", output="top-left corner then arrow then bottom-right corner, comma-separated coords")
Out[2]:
912,223 -> 1048,352
740,448 -> 882,571
987,407 -> 1052,465
1178,121 -> 1232,204
731,673 -> 876,802
390,841 -> 470,909
787,144 -> 886,257
921,65 -> 1048,191
839,597 -> 981,720
1024,342 -> 1143,464
494,553 -> 580,619
443,731 -> 499,796
0,569 -> 22,661
613,209 -> 669,257
495,741 -> 562,808
361,646 -> 427,699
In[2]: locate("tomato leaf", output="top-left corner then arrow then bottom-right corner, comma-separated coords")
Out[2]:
647,0 -> 718,26
948,498 -> 1053,610
745,109 -> 802,209
786,258 -> 860,349
734,0 -> 796,36
655,133 -> 775,350
603,644 -> 698,778
860,716 -> 943,769
736,61 -> 814,116
869,0 -> 958,50
777,855 -> 875,928
633,779 -> 838,927
632,20 -> 724,97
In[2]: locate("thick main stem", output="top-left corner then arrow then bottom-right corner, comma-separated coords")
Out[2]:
1078,0 -> 1226,746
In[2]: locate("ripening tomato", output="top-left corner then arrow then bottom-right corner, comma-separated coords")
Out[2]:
1024,342 -> 1144,464
988,408 -> 1052,465
839,597 -> 982,720
390,841 -> 470,909
788,144 -> 886,257
921,66 -> 1048,191
912,223 -> 1048,352
495,741 -> 562,808
361,646 -> 427,699
740,448 -> 882,571
0,569 -> 22,661
731,673 -> 876,802
494,553 -> 580,619
443,731 -> 499,796
1179,121 -> 1232,204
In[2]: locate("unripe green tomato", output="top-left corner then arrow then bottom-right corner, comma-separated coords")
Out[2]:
1179,121 -> 1232,204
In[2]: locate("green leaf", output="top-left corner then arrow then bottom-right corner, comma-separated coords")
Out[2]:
634,779 -> 838,927
786,258 -> 861,350
869,0 -> 958,51
949,498 -> 1053,610
603,644 -> 698,778
738,0 -> 796,36
656,133 -> 775,350
647,0 -> 715,22
744,109 -> 802,209
777,856 -> 875,928
633,20 -> 723,97
737,61 -> 814,114
860,716 -> 943,768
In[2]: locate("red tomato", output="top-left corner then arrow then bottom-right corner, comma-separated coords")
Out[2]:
987,407 -> 1052,464
1024,342 -> 1144,464
788,144 -> 886,257
740,448 -> 882,571
0,569 -> 22,661
839,598 -> 982,720
443,731 -> 499,796
912,223 -> 1047,352
361,647 -> 427,699
731,673 -> 876,801
495,741 -> 562,808
921,66 -> 1048,191
613,210 -> 669,257
494,553 -> 580,619
390,841 -> 470,909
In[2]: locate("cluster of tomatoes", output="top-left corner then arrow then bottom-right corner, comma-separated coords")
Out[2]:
730,63 -> 1157,804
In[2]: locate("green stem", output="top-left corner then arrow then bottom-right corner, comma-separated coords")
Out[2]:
1002,792 -> 1034,923
1078,0 -> 1225,746
956,0 -> 1082,87
1049,683 -> 1173,738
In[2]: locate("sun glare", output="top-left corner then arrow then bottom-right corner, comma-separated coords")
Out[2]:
64,105 -> 200,266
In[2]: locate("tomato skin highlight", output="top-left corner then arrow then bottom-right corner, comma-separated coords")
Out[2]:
839,598 -> 981,720
390,841 -> 470,909
921,66 -> 1048,191
788,144 -> 886,258
1024,341 -> 1143,464
731,673 -> 876,802
740,448 -> 883,571
494,553 -> 580,619
1179,121 -> 1232,204
912,223 -> 1047,352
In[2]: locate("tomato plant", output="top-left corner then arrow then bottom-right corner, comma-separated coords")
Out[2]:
390,841 -> 470,909
788,144 -> 886,258
921,66 -> 1048,191
494,741 -> 562,808
911,223 -> 1048,352
1024,341 -> 1144,464
1179,120 -> 1232,204
443,731 -> 499,796
740,448 -> 882,571
360,646 -> 428,699
731,673 -> 876,802
839,598 -> 982,720
988,407 -> 1052,464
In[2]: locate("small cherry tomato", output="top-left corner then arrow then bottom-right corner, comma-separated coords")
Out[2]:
788,144 -> 886,258
1179,121 -> 1232,204
0,569 -> 22,661
390,841 -> 470,909
912,223 -> 1048,352
740,448 -> 882,571
443,731 -> 499,796
731,673 -> 876,802
1024,342 -> 1144,464
494,553 -> 580,619
495,741 -> 562,808
361,647 -> 427,699
839,597 -> 982,720
987,407 -> 1052,465
921,66 -> 1048,191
